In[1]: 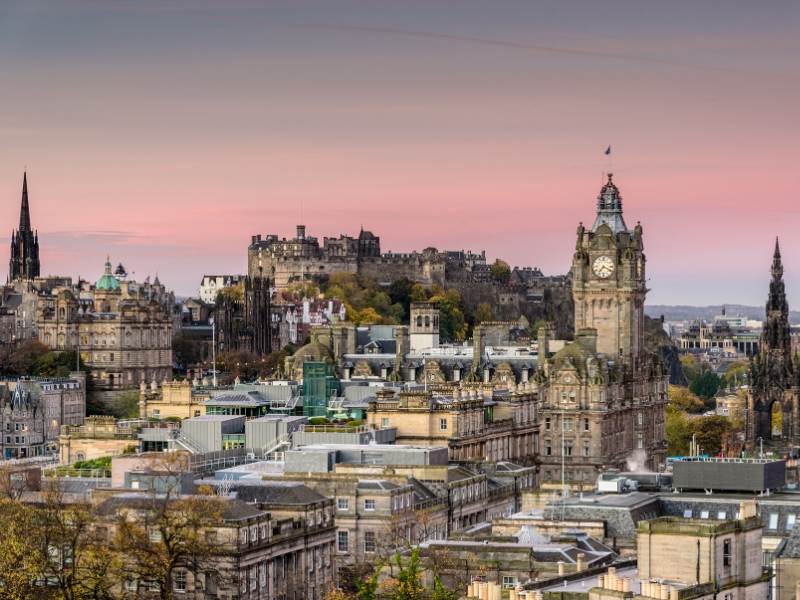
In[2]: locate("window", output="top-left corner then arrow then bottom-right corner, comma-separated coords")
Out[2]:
502,576 -> 518,589
637,433 -> 643,449
364,531 -> 377,553
337,530 -> 349,552
700,511 -> 709,519
683,509 -> 693,518
149,529 -> 162,543
637,412 -> 643,425
381,417 -> 390,428
584,418 -> 590,432
545,418 -> 551,431
563,419 -> 573,432
124,579 -> 137,592
565,443 -> 573,457
174,571 -> 187,593
723,539 -> 731,567
717,511 -> 727,520
545,443 -> 552,456
769,513 -> 779,530
439,418 -> 448,431
337,498 -> 349,510
583,443 -> 590,457
364,499 -> 376,511
789,514 -> 797,530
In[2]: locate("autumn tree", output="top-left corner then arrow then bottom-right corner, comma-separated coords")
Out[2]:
489,259 -> 511,284
32,487 -> 120,600
474,303 -> 493,324
113,493 -> 225,599
0,499 -> 43,599
668,386 -> 705,414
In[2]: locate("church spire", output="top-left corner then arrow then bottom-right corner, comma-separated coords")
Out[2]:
19,172 -> 31,232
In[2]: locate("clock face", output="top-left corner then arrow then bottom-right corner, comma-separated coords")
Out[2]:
593,255 -> 615,278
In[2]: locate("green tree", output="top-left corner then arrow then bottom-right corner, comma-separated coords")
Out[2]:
428,289 -> 467,342
489,259 -> 511,284
431,576 -> 458,600
689,370 -> 721,403
391,548 -> 425,600
172,333 -> 204,368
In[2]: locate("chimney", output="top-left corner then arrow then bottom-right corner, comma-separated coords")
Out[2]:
537,323 -> 552,357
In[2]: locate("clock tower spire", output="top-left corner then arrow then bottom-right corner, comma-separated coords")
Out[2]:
572,174 -> 646,360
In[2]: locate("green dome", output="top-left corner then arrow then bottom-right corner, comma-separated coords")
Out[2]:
96,258 -> 120,291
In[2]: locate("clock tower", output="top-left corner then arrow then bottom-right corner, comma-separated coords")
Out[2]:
571,174 -> 646,360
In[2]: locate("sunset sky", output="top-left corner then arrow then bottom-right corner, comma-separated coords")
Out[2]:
1,1 -> 798,304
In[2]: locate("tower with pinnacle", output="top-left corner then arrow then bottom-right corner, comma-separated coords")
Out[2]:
8,172 -> 40,281
747,238 -> 798,448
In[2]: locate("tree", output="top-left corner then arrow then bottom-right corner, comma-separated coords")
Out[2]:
0,339 -> 50,375
689,415 -> 731,456
668,386 -> 705,414
474,303 -> 493,324
410,284 -> 428,303
172,333 -> 205,368
721,360 -> 749,389
666,405 -> 691,456
489,259 -> 511,284
112,455 -> 225,600
689,370 -> 721,403
32,487 -> 120,600
679,354 -> 701,383
391,548 -> 425,600
428,289 -> 467,342
0,499 -> 43,599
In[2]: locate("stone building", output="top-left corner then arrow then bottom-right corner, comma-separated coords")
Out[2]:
94,491 -> 336,600
365,385 -> 539,466
0,374 -> 85,459
36,258 -> 173,408
536,175 -> 668,483
747,239 -> 800,451
7,172 -> 39,282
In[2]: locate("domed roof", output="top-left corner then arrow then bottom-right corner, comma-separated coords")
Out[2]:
96,257 -> 120,291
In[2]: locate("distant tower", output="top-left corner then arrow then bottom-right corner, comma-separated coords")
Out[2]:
410,302 -> 439,352
8,172 -> 40,281
747,238 -> 796,446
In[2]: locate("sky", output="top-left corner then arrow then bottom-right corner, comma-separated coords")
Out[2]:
0,0 -> 798,304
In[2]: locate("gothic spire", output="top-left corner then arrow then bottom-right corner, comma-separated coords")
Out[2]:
772,236 -> 783,280
19,172 -> 31,232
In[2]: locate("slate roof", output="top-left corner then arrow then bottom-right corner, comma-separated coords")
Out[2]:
233,482 -> 329,507
95,494 -> 264,521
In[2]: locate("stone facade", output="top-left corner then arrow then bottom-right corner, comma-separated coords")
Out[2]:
36,258 -> 173,408
94,492 -> 336,600
0,374 -> 85,459
537,175 -> 668,482
366,385 -> 538,466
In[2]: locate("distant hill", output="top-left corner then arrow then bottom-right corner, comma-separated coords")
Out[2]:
645,304 -> 800,324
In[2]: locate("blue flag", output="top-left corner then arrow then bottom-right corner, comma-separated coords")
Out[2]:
604,146 -> 611,155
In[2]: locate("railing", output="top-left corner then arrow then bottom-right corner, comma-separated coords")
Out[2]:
45,467 -> 112,478
300,424 -> 375,434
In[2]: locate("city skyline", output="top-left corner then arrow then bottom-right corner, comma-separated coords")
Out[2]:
1,1 -> 798,304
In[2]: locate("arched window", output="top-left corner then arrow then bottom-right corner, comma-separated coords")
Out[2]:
424,316 -> 430,327
416,316 -> 423,327
58,307 -> 66,320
